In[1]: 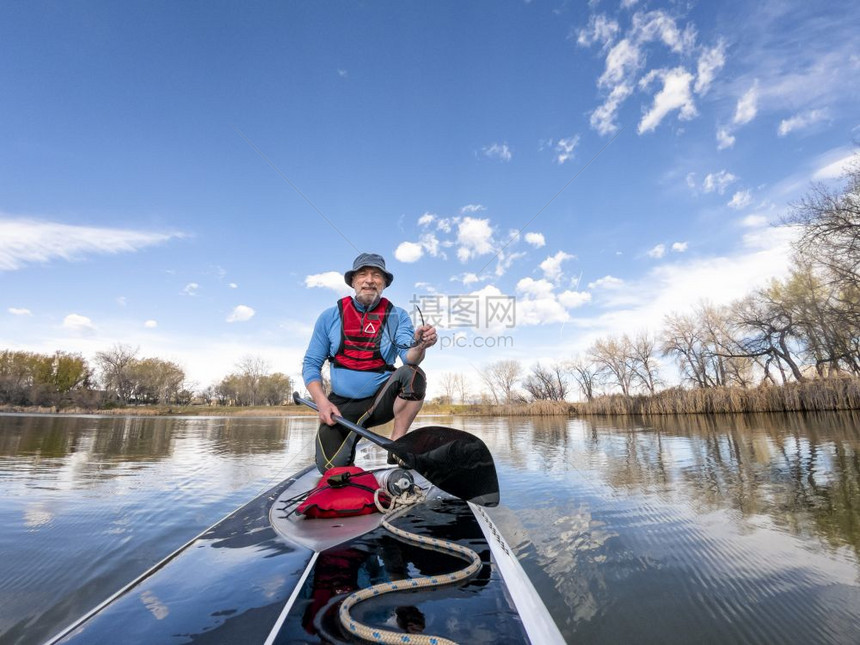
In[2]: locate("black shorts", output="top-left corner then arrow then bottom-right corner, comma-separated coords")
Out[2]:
314,365 -> 426,473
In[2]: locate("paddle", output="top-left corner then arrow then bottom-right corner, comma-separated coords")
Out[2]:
292,392 -> 499,507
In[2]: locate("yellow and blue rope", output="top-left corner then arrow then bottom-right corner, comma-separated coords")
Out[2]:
336,490 -> 482,645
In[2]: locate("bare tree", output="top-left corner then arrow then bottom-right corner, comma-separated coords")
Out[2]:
199,385 -> 215,405
236,355 -> 270,406
588,336 -> 635,396
790,158 -> 860,319
662,311 -> 711,388
95,344 -> 139,404
780,264 -> 860,376
453,373 -> 469,404
480,360 -> 522,404
785,157 -> 860,375
567,356 -> 599,401
629,332 -> 660,395
522,362 -> 568,401
731,286 -> 806,383
662,304 -> 757,388
440,372 -> 458,404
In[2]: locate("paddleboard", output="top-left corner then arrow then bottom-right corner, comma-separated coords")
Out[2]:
47,447 -> 563,644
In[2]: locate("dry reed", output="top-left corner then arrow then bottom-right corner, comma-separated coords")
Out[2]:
572,377 -> 860,416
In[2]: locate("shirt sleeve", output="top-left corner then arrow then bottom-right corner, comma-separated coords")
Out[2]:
302,308 -> 336,386
393,306 -> 416,364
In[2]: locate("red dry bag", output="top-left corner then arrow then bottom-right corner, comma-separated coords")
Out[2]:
297,466 -> 386,518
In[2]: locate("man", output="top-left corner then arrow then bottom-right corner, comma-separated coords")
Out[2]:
302,252 -> 437,473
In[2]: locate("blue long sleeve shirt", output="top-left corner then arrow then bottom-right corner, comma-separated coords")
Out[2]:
302,297 -> 415,399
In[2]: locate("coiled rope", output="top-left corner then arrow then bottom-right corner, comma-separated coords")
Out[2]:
337,488 -> 483,645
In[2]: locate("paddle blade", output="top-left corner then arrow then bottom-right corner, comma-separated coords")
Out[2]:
390,427 -> 500,507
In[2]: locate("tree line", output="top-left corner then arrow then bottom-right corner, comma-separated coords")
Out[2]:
0,345 -> 293,409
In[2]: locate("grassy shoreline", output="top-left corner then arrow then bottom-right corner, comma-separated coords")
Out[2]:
3,378 -> 860,417
0,401 -> 574,417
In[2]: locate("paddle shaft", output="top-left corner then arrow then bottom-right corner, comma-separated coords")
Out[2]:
293,392 -> 398,452
293,391 -> 500,506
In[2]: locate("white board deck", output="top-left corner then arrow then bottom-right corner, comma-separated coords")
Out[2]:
269,446 -> 431,552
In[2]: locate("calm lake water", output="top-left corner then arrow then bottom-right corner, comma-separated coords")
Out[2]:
1,411 -> 859,644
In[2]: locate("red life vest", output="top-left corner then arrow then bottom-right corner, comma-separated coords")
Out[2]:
331,296 -> 396,372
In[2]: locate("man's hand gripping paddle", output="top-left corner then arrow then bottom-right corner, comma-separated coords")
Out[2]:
293,392 -> 499,507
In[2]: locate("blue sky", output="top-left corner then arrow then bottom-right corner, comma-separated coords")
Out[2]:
2,0 -> 859,395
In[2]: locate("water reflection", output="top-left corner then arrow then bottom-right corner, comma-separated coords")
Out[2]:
455,412 -> 860,558
449,412 -> 860,643
2,412 -> 859,644
596,413 -> 860,558
0,414 -> 319,644
0,415 -> 318,460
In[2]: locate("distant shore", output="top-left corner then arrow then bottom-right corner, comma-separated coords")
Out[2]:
3,378 -> 859,417
0,401 -> 572,418
6,388 -> 856,419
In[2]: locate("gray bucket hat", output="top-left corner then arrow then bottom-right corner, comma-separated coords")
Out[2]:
344,252 -> 394,287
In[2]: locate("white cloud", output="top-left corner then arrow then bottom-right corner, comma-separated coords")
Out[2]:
493,250 -> 526,278
515,278 -> 571,325
63,313 -> 95,332
436,217 -> 454,233
703,170 -> 738,194
741,214 -> 768,228
733,81 -> 759,126
599,38 -> 642,89
456,217 -> 495,261
229,282 -> 238,289
812,152 -> 858,181
524,232 -> 546,248
583,9 -> 710,136
418,213 -> 436,227
555,136 -> 580,164
419,232 -> 444,258
728,190 -> 753,209
182,283 -> 199,296
9,307 -> 32,316
305,271 -> 352,295
588,275 -> 624,289
638,67 -> 697,133
647,243 -> 666,259
539,251 -> 575,282
456,272 -> 482,286
694,40 -> 726,95
716,127 -> 736,150
559,290 -> 592,308
483,143 -> 512,162
516,277 -> 555,298
671,241 -> 688,252
460,204 -> 486,214
576,14 -> 619,49
590,83 -> 634,135
778,109 -> 829,137
685,172 -> 697,190
0,217 -> 183,272
394,241 -> 424,263
572,227 -> 797,344
632,11 -> 695,54
144,320 -> 158,328
226,305 -> 255,323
